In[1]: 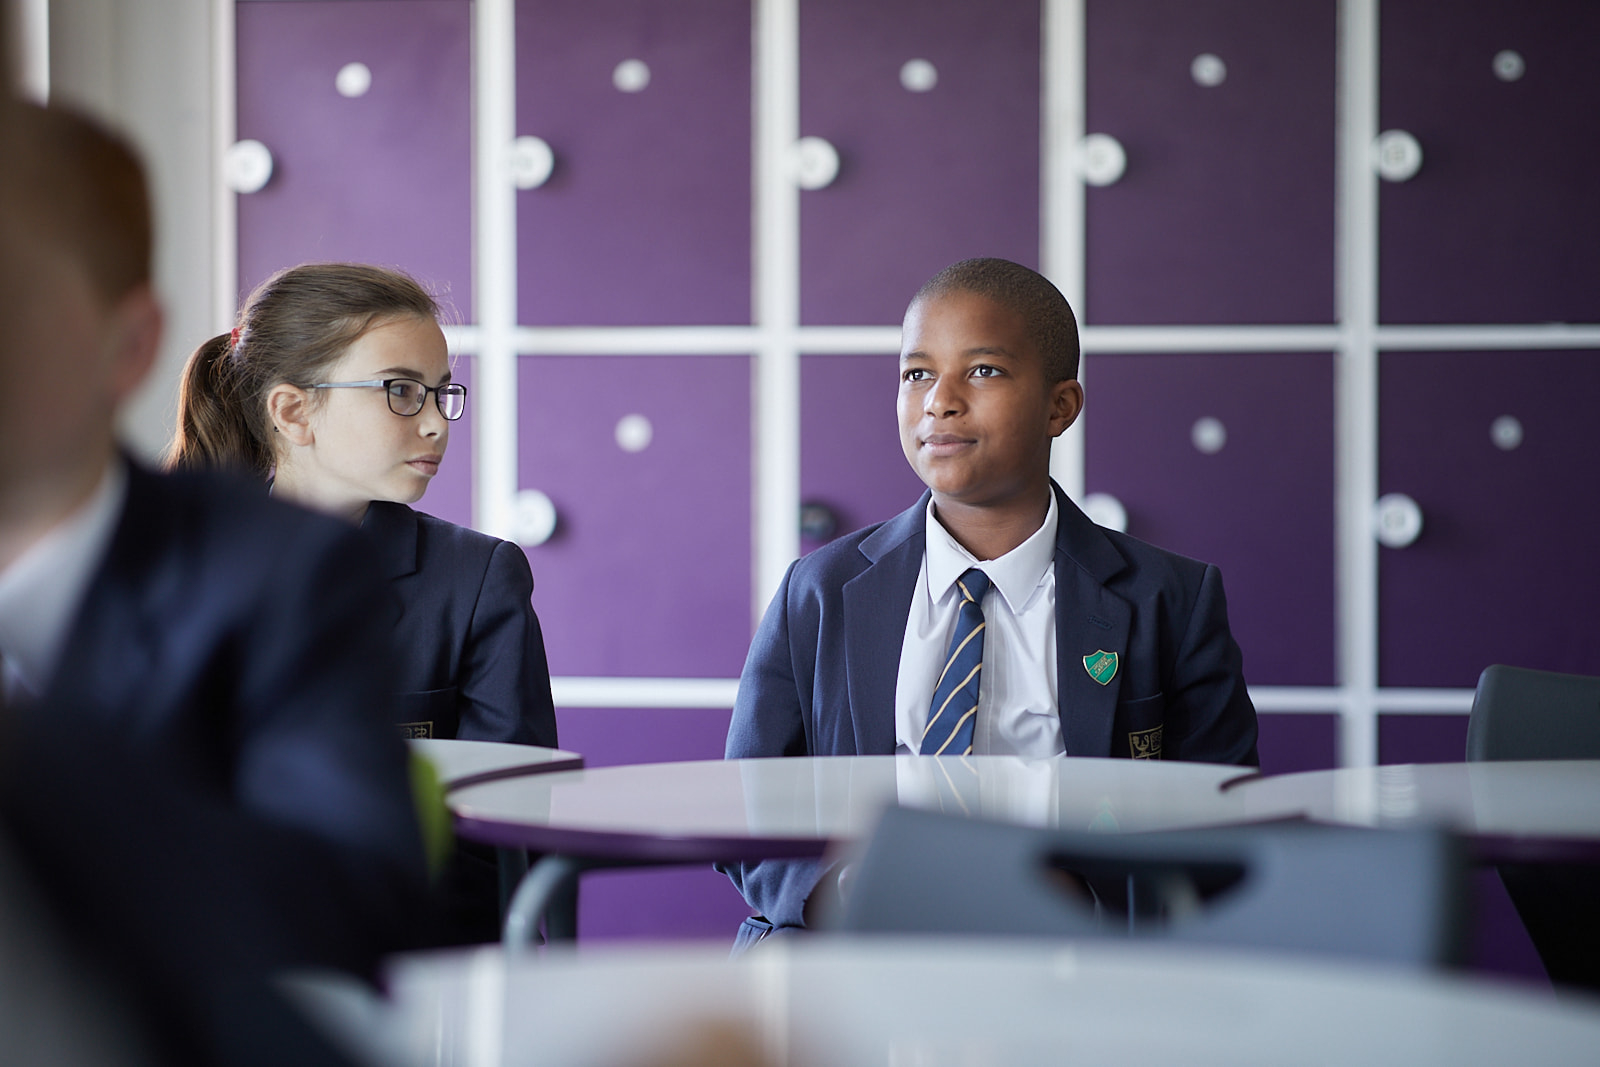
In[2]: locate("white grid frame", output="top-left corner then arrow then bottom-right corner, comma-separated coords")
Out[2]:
221,0 -> 1600,761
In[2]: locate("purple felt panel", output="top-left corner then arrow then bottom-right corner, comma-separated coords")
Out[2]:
235,1 -> 472,312
1084,0 -> 1335,325
1378,1 -> 1600,324
798,0 -> 1041,326
578,868 -> 754,943
1255,713 -> 1338,776
514,0 -> 751,325
1377,714 -> 1469,766
415,354 -> 473,530
518,356 -> 751,677
1084,352 -> 1336,686
1378,350 -> 1600,687
555,708 -> 733,769
799,354 -> 928,555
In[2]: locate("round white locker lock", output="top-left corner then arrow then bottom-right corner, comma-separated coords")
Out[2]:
223,139 -> 274,194
790,136 -> 840,190
614,413 -> 653,453
508,136 -> 556,190
1371,493 -> 1423,548
1372,130 -> 1423,182
1077,133 -> 1127,187
1490,414 -> 1523,451
1492,50 -> 1525,83
900,58 -> 938,92
1082,492 -> 1128,533
335,61 -> 372,98
613,58 -> 651,93
1190,53 -> 1227,88
512,489 -> 558,547
1191,416 -> 1227,455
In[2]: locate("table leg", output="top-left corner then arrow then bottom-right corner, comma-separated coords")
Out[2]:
503,854 -> 588,949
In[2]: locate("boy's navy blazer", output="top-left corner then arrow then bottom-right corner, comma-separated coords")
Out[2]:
723,482 -> 1258,929
360,502 -> 557,748
40,461 -> 428,969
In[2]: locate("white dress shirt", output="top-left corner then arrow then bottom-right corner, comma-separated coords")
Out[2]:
0,460 -> 127,703
894,493 -> 1063,757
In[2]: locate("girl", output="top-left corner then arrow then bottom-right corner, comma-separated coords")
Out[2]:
170,263 -> 557,749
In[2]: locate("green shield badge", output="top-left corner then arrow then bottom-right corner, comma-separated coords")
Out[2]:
1083,650 -> 1118,686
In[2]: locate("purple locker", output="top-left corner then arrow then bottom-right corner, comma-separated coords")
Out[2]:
236,1 -> 472,310
413,354 -> 473,530
1379,1 -> 1600,324
799,354 -> 928,554
1378,714 -> 1469,765
798,0 -> 1041,325
1084,0 -> 1335,325
1255,713 -> 1338,775
1377,350 -> 1600,687
517,355 -> 751,678
1084,352 -> 1336,687
514,0 -> 751,325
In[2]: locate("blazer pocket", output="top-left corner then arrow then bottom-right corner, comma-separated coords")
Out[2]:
393,686 -> 460,741
1115,692 -> 1166,760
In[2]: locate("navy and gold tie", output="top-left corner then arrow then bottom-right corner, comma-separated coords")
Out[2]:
921,568 -> 991,756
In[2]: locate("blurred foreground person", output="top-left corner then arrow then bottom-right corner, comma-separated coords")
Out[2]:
0,99 -> 427,996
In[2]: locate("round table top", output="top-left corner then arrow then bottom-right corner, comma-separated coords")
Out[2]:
408,738 -> 584,790
383,938 -> 1600,1066
1232,760 -> 1600,861
448,755 -> 1259,861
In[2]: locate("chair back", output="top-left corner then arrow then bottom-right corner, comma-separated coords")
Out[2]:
1466,664 -> 1600,762
836,806 -> 1465,968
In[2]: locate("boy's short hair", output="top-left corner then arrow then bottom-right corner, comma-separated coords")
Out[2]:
5,102 -> 151,303
911,258 -> 1080,382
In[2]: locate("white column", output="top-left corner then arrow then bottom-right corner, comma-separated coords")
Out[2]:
1042,0 -> 1086,502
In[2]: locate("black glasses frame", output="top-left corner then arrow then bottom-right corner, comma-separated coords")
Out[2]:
312,378 -> 468,421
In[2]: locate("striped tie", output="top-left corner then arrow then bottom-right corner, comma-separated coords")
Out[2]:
921,568 -> 991,756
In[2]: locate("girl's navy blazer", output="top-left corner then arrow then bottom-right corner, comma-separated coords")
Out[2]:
360,501 -> 557,748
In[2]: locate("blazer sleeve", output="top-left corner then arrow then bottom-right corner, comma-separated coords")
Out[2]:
718,561 -> 827,931
1163,563 -> 1259,766
455,540 -> 559,748
231,521 -> 429,968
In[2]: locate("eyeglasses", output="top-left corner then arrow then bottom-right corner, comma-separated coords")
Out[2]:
312,378 -> 467,420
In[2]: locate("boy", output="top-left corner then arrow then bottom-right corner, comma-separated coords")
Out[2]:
0,102 -> 426,981
721,258 -> 1258,947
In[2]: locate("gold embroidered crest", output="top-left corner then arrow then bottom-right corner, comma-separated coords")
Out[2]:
1129,725 -> 1163,760
399,721 -> 434,739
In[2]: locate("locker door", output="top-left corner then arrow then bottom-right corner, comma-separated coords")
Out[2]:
798,0 -> 1041,326
1379,0 -> 1600,324
236,0 -> 472,309
1084,0 -> 1335,324
514,0 -> 751,325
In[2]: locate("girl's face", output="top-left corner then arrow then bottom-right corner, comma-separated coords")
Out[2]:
298,314 -> 452,517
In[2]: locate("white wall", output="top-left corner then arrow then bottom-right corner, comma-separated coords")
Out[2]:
47,0 -> 219,461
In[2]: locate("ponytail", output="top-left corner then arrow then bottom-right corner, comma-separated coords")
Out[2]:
168,332 -> 274,477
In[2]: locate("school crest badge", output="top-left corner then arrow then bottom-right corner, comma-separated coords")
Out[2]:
1129,725 -> 1163,760
1083,650 -> 1118,685
399,721 -> 434,739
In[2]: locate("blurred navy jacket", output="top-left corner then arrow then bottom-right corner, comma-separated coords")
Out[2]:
41,461 -> 428,973
361,501 -> 557,748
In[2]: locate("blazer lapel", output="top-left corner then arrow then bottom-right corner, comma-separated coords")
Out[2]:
360,502 -> 420,581
841,495 -> 928,755
1050,484 -> 1132,758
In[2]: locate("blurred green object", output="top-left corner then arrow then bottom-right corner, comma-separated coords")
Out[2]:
409,751 -> 453,880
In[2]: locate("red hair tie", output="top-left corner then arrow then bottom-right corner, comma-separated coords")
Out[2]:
229,326 -> 241,348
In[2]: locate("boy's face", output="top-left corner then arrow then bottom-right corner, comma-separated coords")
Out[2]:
897,289 -> 1082,511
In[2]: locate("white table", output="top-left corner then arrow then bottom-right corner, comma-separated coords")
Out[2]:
408,738 -> 583,790
382,939 -> 1600,1065
1231,761 -> 1600,862
446,755 -> 1258,942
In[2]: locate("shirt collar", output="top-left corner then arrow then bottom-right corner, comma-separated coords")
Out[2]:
0,458 -> 127,698
923,491 -> 1058,614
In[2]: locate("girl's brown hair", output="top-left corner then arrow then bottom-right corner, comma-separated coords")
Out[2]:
169,263 -> 439,478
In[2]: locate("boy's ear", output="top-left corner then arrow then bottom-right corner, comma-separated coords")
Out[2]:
1048,378 -> 1084,437
104,284 -> 163,403
267,383 -> 315,447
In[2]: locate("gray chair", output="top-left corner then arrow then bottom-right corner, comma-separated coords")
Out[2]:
1466,664 -> 1600,762
1466,664 -> 1600,989
833,806 -> 1465,969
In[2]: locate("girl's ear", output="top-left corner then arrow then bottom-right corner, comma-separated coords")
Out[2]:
267,383 -> 315,447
